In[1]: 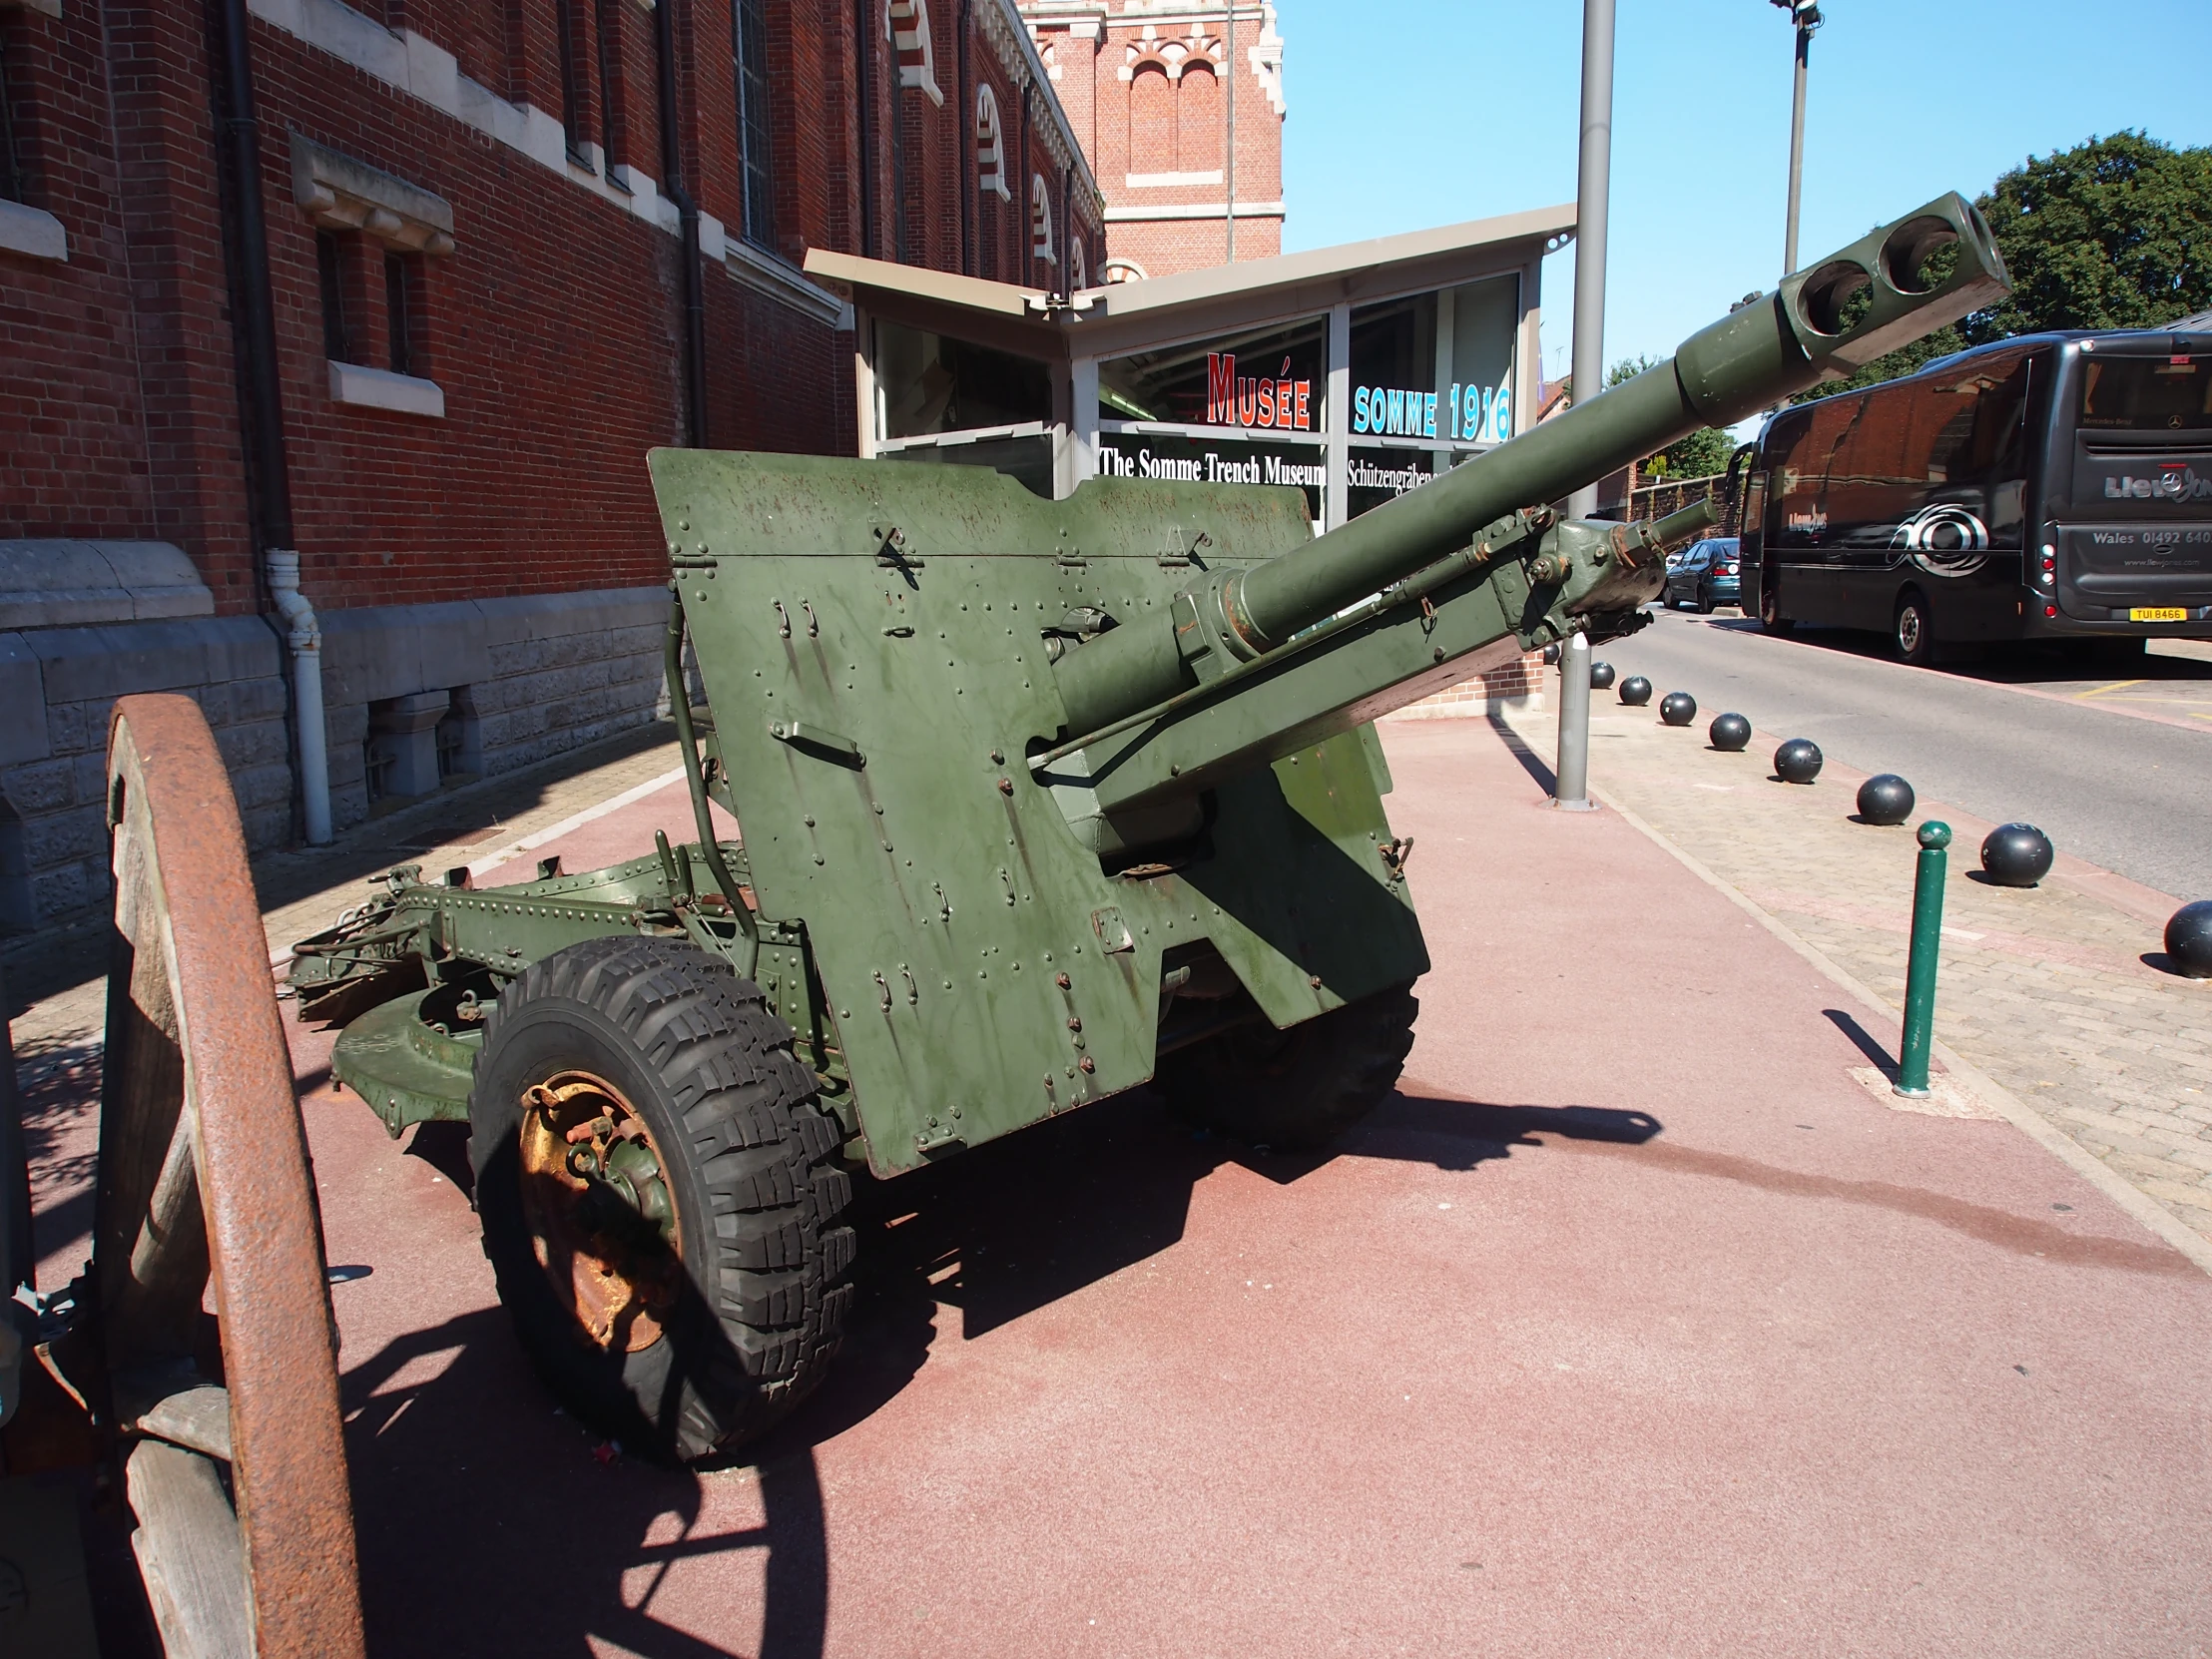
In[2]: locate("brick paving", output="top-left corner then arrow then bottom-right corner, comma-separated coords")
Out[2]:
1500,694 -> 2212,1249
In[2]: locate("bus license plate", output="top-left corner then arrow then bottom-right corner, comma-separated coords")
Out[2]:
2130,607 -> 2188,622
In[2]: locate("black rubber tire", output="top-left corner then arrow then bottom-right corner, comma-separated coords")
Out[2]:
1758,572 -> 1794,635
469,936 -> 854,1463
1895,592 -> 1936,666
1696,586 -> 1716,615
1156,983 -> 1417,1152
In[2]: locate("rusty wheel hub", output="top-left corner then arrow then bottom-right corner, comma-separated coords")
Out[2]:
517,1072 -> 683,1354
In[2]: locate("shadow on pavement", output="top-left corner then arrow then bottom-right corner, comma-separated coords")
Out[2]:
343,1305 -> 830,1659
750,1085 -> 1666,1464
1484,711 -> 1556,794
1822,1007 -> 1899,1071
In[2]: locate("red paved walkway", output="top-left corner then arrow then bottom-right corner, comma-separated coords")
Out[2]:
274,722 -> 2212,1656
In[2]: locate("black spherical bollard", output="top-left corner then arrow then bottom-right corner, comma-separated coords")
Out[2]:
1618,675 -> 1652,707
1856,774 -> 1916,827
1660,691 -> 1698,726
1542,641 -> 1561,667
1590,661 -> 1617,691
1773,738 -> 1823,784
1708,712 -> 1751,752
2166,900 -> 2212,978
1980,823 -> 2054,887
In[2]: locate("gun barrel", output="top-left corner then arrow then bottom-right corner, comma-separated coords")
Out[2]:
1052,192 -> 2006,737
1650,497 -> 1718,552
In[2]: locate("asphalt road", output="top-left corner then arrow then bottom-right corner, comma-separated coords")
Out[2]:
1592,610 -> 2212,901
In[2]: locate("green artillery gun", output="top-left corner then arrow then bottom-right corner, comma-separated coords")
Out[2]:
290,197 -> 2006,1460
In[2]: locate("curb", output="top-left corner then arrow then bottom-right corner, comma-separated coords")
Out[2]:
1590,781 -> 2212,1280
1681,612 -> 2212,738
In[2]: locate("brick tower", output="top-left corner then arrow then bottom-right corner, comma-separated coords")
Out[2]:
1019,1 -> 1285,279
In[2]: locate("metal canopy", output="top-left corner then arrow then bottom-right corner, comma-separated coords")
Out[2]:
804,202 -> 1574,361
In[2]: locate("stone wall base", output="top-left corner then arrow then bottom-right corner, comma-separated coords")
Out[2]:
0,585 -> 672,932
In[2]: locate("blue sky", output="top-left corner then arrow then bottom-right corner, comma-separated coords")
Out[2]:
1279,0 -> 2211,394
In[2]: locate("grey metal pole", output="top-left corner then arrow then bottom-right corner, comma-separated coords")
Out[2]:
1565,0 -> 1613,519
1783,9 -> 1816,276
1554,631 -> 1595,811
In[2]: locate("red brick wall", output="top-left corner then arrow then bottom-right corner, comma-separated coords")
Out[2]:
1023,1 -> 1281,281
2,0 -> 1102,620
1,0 -> 257,603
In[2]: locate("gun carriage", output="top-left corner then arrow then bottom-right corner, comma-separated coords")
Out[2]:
283,197 -> 2008,1460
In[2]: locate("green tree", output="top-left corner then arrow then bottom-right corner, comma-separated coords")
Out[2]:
1969,130 -> 2212,340
1793,131 -> 2212,405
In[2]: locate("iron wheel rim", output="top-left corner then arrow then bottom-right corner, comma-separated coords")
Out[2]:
517,1070 -> 685,1355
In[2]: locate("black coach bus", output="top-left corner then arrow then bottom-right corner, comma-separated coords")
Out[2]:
1741,326 -> 2212,663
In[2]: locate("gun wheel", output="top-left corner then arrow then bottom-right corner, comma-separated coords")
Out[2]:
471,937 -> 855,1463
90,695 -> 365,1658
1157,983 -> 1418,1152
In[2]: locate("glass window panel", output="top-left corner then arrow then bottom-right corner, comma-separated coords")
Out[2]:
880,434 -> 1056,500
1098,316 -> 1326,432
1350,276 -> 1517,443
875,319 -> 1052,439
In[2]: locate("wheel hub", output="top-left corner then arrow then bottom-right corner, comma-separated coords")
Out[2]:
517,1072 -> 683,1354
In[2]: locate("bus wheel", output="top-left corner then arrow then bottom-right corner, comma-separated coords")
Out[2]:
1895,593 -> 1937,666
1758,576 -> 1793,636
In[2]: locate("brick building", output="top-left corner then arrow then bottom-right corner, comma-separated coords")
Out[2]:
0,0 -> 1104,930
1018,0 -> 1284,280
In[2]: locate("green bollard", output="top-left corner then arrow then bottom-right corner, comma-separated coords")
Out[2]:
1896,821 -> 1950,1097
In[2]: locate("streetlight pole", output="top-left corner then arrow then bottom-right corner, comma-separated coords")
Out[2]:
1772,0 -> 1822,277
1565,0 -> 1613,520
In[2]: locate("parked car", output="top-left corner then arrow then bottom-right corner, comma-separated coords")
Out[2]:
1662,537 -> 1741,612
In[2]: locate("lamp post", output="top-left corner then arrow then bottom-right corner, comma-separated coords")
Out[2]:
1565,0 -> 1613,520
1771,0 -> 1822,277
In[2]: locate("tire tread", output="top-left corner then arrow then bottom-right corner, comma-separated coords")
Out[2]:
470,936 -> 853,1461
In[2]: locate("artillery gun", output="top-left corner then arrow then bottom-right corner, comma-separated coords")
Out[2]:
290,196 -> 2007,1461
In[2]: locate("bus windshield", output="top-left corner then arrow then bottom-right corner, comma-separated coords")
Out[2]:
2079,355 -> 2212,430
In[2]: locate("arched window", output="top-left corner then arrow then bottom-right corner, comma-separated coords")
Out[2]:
1177,63 -> 1222,173
886,0 -> 944,107
974,83 -> 1010,202
1030,174 -> 1055,266
1128,62 -> 1172,175
1102,257 -> 1148,284
1070,238 -> 1087,290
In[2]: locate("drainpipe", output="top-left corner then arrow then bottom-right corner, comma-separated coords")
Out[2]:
215,0 -> 331,842
266,553 -> 329,843
653,0 -> 709,447
855,0 -> 876,257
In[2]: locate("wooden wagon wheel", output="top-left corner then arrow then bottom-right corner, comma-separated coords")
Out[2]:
90,693 -> 364,1657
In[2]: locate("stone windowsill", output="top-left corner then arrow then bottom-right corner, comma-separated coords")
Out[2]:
722,238 -> 847,329
329,360 -> 446,418
0,199 -> 68,263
